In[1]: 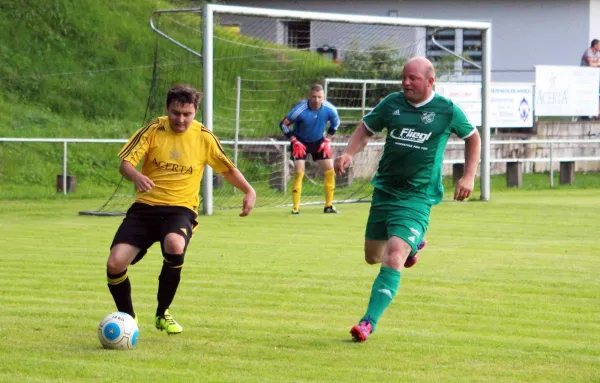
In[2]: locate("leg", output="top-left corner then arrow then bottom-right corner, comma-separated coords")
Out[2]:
106,243 -> 140,318
106,205 -> 156,318
156,232 -> 186,317
351,236 -> 410,341
291,160 -> 305,214
317,158 -> 337,213
382,235 -> 413,270
364,238 -> 386,265
155,212 -> 194,334
351,199 -> 429,342
404,239 -> 427,268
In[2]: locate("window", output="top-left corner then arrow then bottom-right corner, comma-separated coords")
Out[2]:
285,21 -> 311,49
462,29 -> 482,69
426,28 -> 482,73
426,28 -> 456,64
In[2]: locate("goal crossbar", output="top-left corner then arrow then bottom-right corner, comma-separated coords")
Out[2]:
201,4 -> 492,213
145,4 -> 492,214
208,4 -> 491,30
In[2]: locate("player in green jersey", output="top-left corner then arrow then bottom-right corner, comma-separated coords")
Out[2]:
335,56 -> 481,342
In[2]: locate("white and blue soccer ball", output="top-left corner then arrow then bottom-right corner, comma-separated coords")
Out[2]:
98,312 -> 139,350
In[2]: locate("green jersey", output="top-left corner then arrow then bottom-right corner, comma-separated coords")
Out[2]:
363,92 -> 476,205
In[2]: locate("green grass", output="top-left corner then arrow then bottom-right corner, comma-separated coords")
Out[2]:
1,190 -> 599,382
0,0 -> 341,193
1,168 -> 599,203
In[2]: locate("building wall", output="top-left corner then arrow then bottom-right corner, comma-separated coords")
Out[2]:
589,0 -> 600,44
216,15 -> 427,64
223,0 -> 592,82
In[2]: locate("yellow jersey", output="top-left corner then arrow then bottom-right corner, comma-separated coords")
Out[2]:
118,117 -> 234,213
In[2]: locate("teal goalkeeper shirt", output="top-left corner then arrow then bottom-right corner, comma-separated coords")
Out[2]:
362,91 -> 476,205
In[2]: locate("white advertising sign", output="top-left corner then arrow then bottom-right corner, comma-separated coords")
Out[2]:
435,82 -> 482,126
490,83 -> 534,128
534,65 -> 600,116
435,82 -> 534,128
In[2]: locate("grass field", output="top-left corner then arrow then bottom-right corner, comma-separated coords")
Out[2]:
1,190 -> 599,382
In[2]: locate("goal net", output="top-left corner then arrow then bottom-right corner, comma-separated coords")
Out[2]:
81,4 -> 490,216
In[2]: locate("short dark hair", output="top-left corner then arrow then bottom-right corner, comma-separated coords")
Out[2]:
592,39 -> 600,47
310,83 -> 324,93
166,84 -> 202,109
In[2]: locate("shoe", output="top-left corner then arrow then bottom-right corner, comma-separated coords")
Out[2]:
323,205 -> 338,214
291,208 -> 300,215
155,309 -> 183,335
350,320 -> 373,342
404,240 -> 426,268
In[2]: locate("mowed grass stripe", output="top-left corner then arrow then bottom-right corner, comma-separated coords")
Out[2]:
1,192 -> 599,382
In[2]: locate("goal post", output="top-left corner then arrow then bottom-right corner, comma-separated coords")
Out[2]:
202,3 -> 492,214
79,4 -> 491,216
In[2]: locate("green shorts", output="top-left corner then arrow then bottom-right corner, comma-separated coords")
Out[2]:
365,188 -> 431,255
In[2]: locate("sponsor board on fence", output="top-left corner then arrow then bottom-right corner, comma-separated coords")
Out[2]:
435,82 -> 534,128
534,65 -> 599,116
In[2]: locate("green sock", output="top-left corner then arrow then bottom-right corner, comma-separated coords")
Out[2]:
360,266 -> 401,332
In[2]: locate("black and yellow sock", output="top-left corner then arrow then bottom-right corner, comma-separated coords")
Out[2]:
324,168 -> 335,207
156,253 -> 183,316
292,171 -> 304,211
107,269 -> 134,317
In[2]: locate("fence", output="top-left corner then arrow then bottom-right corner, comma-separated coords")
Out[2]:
1,137 -> 599,195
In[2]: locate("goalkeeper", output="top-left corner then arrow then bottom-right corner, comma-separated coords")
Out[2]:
279,83 -> 340,214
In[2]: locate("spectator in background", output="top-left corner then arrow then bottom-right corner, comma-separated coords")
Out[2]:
581,39 -> 600,67
580,39 -> 600,119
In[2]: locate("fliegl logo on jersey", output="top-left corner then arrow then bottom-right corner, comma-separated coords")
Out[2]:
389,128 -> 432,144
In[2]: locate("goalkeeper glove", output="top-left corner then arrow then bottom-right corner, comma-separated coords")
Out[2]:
317,137 -> 333,159
291,137 -> 306,159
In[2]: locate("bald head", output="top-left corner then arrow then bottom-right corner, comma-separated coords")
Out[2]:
404,56 -> 435,79
402,56 -> 435,103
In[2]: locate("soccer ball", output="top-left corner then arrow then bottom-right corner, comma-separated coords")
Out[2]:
98,312 -> 139,350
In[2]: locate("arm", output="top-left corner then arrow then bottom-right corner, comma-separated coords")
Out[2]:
280,114 -> 307,158
279,117 -> 295,140
454,130 -> 481,201
326,107 -> 340,140
221,168 -> 256,217
318,111 -> 340,158
120,160 -> 155,193
584,57 -> 600,67
334,122 -> 373,175
583,51 -> 600,67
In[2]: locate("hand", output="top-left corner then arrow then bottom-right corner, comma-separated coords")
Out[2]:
133,173 -> 155,193
334,153 -> 352,176
240,188 -> 256,217
317,137 -> 333,159
291,137 -> 306,159
454,175 -> 475,201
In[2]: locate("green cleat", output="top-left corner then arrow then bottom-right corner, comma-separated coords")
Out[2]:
155,309 -> 183,335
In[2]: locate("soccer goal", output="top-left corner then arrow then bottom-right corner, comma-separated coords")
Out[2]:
81,4 -> 491,216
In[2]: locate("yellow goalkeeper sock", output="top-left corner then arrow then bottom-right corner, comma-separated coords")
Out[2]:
324,168 -> 335,207
292,171 -> 304,210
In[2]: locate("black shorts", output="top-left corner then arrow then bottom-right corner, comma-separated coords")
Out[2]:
290,138 -> 330,161
110,203 -> 198,263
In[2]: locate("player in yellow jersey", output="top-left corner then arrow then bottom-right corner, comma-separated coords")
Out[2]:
106,84 -> 256,335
